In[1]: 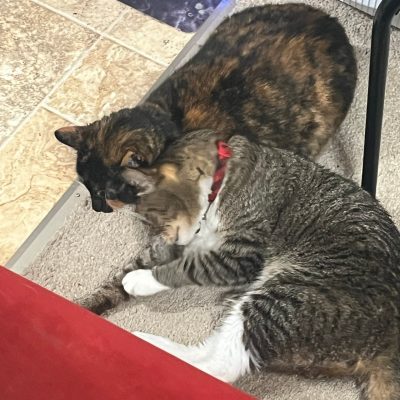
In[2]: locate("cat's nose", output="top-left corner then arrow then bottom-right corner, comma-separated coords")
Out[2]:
91,196 -> 113,213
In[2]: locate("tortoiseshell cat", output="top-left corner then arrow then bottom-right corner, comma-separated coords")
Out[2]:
81,129 -> 400,400
55,3 -> 356,213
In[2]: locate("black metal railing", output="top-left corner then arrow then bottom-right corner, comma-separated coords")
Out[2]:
361,0 -> 400,197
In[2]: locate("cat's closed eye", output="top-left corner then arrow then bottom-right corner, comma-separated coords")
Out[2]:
121,151 -> 145,169
127,155 -> 143,168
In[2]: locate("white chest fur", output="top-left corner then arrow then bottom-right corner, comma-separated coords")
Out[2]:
176,177 -> 221,251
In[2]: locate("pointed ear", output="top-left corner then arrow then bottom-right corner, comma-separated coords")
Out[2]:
121,168 -> 156,196
54,126 -> 84,150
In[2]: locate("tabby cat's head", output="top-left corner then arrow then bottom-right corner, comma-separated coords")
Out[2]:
55,105 -> 179,212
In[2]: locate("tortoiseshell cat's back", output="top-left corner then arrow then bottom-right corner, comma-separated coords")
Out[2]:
156,3 -> 357,157
55,4 -> 357,213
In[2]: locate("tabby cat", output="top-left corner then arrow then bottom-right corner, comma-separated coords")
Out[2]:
81,129 -> 400,400
54,3 -> 356,213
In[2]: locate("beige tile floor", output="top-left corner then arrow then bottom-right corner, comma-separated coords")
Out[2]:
0,0 -> 193,265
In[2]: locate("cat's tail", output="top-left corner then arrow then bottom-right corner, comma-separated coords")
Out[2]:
75,267 -> 133,315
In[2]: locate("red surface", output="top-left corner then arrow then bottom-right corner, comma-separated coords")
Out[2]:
0,267 -> 254,400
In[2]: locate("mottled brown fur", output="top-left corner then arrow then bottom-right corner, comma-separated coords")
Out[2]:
179,30 -> 345,158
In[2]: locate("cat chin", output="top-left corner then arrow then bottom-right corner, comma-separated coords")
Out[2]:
105,199 -> 126,209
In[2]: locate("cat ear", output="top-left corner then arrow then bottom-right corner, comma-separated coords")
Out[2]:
54,126 -> 84,150
121,168 -> 156,196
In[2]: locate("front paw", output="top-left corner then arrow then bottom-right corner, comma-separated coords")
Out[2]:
122,269 -> 169,297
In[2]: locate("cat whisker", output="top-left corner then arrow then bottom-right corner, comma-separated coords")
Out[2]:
115,206 -> 151,224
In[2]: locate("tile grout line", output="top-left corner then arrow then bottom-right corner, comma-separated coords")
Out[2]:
41,105 -> 82,126
0,7 -> 130,151
31,0 -> 168,67
0,2 -> 171,149
0,4 -> 132,260
101,33 -> 169,67
31,0 -> 124,37
0,36 -> 102,151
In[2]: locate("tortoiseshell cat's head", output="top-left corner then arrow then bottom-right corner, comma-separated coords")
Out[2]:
55,105 -> 179,213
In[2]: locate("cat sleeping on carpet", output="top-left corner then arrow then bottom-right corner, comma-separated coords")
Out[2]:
79,129 -> 399,400
54,3 -> 356,213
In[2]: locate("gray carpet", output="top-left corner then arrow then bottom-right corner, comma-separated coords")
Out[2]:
25,1 -> 400,399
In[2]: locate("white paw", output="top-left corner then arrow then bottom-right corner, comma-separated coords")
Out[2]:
122,269 -> 169,296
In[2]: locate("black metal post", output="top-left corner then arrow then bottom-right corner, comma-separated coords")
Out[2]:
361,0 -> 400,197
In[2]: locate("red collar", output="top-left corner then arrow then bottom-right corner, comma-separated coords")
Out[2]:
195,140 -> 232,235
208,140 -> 232,203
